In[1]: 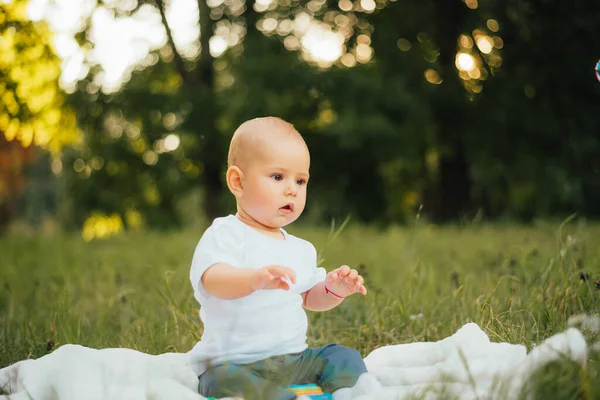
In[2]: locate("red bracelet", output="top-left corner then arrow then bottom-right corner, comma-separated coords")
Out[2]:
325,285 -> 344,299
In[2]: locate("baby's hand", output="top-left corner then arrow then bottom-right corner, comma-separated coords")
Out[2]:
251,265 -> 297,291
325,265 -> 367,297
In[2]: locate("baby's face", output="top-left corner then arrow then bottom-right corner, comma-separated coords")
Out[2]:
240,136 -> 310,229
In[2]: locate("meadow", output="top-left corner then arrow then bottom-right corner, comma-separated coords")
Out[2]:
1,217 -> 599,399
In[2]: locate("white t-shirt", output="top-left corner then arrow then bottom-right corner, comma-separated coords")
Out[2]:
188,215 -> 327,375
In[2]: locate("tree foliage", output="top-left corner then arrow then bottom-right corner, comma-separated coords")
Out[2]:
0,0 -> 78,229
0,0 -> 78,150
7,0 -> 600,230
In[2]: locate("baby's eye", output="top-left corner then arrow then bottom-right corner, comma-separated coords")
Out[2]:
271,174 -> 283,181
296,179 -> 306,186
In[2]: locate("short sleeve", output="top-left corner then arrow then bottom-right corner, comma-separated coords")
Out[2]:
189,222 -> 242,302
294,242 -> 327,294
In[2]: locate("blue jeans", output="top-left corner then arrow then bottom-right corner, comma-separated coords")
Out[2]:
198,344 -> 367,400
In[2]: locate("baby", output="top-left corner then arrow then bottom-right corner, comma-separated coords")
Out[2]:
189,117 -> 378,399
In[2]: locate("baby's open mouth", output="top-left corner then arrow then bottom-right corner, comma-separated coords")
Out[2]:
280,203 -> 294,213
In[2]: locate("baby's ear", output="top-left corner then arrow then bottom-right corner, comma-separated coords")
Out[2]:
226,166 -> 244,196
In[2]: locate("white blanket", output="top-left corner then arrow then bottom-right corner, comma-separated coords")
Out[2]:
0,323 -> 587,400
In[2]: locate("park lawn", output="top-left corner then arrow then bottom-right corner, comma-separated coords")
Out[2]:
1,218 -> 599,398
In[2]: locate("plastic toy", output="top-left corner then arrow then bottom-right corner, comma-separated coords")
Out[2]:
284,383 -> 333,399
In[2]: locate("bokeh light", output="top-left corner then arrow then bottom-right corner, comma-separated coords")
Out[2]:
486,19 -> 500,32
209,36 -> 228,57
459,35 -> 473,49
163,134 -> 180,152
424,69 -> 442,85
28,0 -> 201,93
28,0 -> 368,86
341,53 -> 357,67
397,38 -> 411,52
338,0 -> 353,11
456,52 -> 476,71
476,36 -> 493,54
82,212 -> 124,242
360,0 -> 376,12
300,23 -> 345,66
465,0 -> 478,9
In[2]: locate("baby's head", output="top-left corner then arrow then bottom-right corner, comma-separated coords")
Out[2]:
226,117 -> 310,232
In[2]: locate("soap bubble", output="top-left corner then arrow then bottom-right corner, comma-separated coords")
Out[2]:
596,59 -> 600,81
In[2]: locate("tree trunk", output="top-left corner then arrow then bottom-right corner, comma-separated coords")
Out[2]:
431,0 -> 472,222
194,0 -> 260,221
195,0 -> 224,221
157,0 -> 224,221
437,137 -> 471,221
0,135 -> 36,232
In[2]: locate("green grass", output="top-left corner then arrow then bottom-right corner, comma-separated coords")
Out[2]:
1,218 -> 600,398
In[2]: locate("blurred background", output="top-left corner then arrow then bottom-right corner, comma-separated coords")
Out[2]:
1,0 -> 599,239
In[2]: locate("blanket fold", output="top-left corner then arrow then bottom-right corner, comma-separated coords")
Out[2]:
0,323 -> 588,400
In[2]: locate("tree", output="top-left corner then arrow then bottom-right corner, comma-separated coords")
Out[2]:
0,0 -> 78,230
470,0 -> 600,219
56,0 -> 226,228
50,0 -> 600,228
57,0 -> 376,226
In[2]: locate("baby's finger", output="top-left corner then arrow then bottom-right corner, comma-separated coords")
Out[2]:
359,285 -> 367,295
354,276 -> 364,287
285,267 -> 297,284
280,276 -> 293,287
347,269 -> 358,281
269,265 -> 296,282
338,265 -> 351,277
283,278 -> 292,290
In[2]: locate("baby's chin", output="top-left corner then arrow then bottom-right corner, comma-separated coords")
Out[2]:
264,213 -> 301,228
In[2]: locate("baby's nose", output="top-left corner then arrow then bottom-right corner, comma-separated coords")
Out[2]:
285,184 -> 298,196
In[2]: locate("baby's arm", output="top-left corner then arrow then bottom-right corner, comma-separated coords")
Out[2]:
302,281 -> 344,311
202,263 -> 297,300
302,265 -> 367,311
